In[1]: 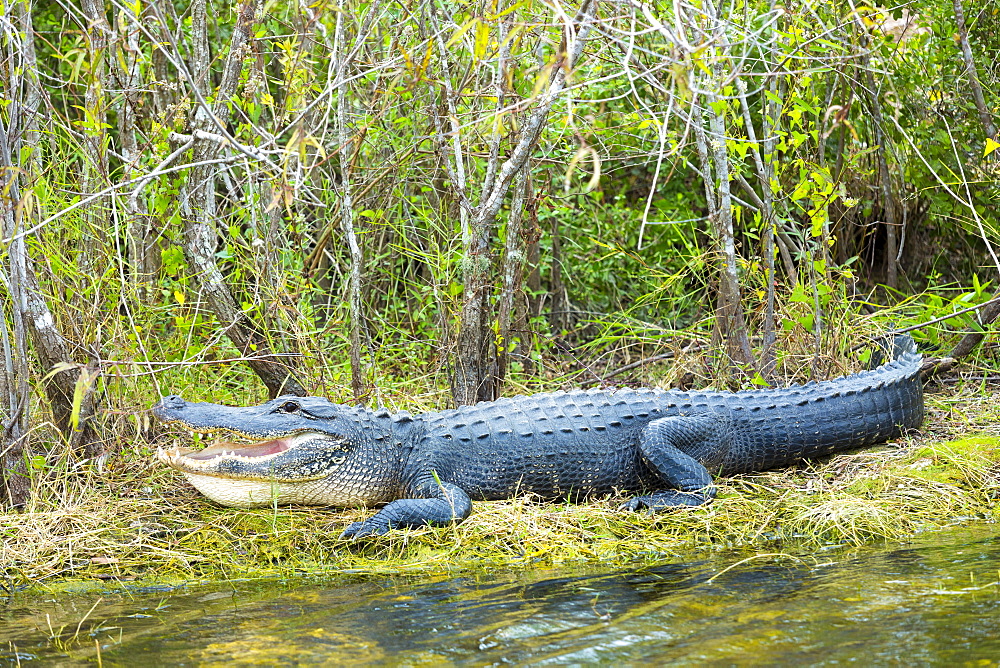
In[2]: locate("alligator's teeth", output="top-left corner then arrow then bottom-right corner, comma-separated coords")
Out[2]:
157,445 -> 182,467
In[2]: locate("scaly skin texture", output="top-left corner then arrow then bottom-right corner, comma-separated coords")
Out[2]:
154,336 -> 923,537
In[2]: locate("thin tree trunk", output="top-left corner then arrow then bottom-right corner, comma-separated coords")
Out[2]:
692,103 -> 755,368
114,4 -> 154,294
496,169 -> 531,386
180,0 -> 305,398
852,14 -> 899,289
736,76 -> 777,379
684,1 -> 755,370
0,113 -> 29,505
488,17 -> 516,390
428,3 -> 481,404
333,6 -> 370,402
0,314 -> 28,508
549,212 -> 568,334
80,0 -> 112,274
451,0 -> 598,405
867,78 -> 899,290
148,3 -> 178,121
521,207 -> 542,377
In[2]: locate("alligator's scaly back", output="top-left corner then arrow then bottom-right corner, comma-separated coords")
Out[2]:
154,335 -> 924,537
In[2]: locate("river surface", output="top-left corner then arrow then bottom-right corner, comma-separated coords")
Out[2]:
2,524 -> 999,665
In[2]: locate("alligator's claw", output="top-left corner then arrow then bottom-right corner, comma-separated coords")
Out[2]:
619,490 -> 712,511
618,498 -> 647,512
339,519 -> 390,539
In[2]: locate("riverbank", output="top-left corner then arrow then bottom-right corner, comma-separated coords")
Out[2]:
3,382 -> 999,590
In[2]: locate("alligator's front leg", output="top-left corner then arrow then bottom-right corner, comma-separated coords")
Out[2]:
339,480 -> 472,538
622,414 -> 730,510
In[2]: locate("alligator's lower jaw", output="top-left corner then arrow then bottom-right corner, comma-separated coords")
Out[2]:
178,471 -> 332,507
180,471 -> 287,507
176,470 -> 376,508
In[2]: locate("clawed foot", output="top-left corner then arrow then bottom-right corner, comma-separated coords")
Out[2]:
619,490 -> 712,511
339,519 -> 390,539
618,497 -> 651,512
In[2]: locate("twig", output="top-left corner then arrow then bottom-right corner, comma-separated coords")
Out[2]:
4,155 -> 244,243
100,353 -> 303,379
604,352 -> 676,379
603,342 -> 705,380
890,295 -> 1000,335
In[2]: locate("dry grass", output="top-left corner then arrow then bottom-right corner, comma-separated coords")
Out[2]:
2,384 -> 999,591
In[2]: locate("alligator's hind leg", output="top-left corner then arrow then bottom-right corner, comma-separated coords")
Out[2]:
339,481 -> 472,538
621,415 -> 731,510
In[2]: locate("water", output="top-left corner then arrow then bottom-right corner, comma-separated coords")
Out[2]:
3,525 -> 999,665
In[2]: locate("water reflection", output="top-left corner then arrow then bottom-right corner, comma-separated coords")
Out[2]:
2,525 -> 999,665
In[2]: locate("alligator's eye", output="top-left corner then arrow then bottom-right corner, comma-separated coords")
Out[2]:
280,401 -> 300,413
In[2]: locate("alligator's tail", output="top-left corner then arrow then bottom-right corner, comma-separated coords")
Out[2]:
723,333 -> 923,474
868,332 -> 919,370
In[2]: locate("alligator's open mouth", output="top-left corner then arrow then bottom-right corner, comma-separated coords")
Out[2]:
156,429 -> 348,507
157,431 -> 322,474
178,438 -> 291,461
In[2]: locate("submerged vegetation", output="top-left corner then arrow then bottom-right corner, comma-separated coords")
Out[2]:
0,0 -> 999,585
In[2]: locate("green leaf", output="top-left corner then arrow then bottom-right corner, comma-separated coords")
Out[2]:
789,283 -> 810,303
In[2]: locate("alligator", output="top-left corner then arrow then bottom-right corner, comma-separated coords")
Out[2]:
154,335 -> 923,538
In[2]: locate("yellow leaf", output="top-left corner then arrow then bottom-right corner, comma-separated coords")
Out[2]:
173,289 -> 186,305
984,137 -> 1000,158
43,361 -> 81,383
446,17 -> 478,50
474,20 -> 490,60
71,366 -> 99,432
